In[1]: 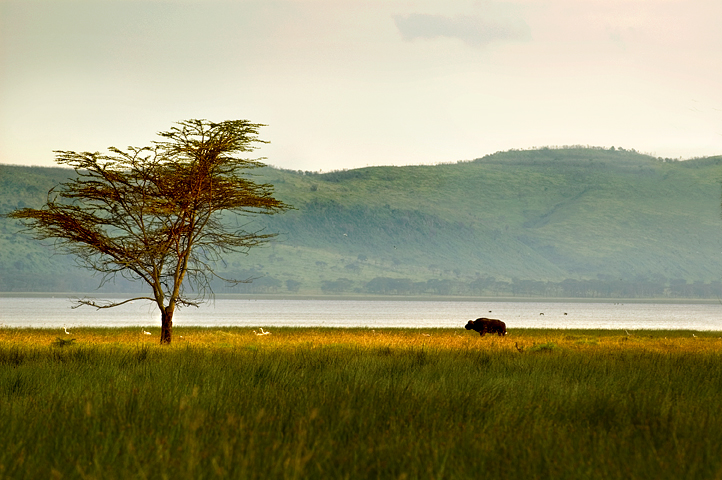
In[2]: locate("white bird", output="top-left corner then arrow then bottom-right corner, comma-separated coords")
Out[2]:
64,327 -> 70,335
259,327 -> 271,335
142,329 -> 151,335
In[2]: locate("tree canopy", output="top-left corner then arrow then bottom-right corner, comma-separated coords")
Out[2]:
7,119 -> 291,343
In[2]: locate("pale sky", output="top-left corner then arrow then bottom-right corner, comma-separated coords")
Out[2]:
1,0 -> 721,171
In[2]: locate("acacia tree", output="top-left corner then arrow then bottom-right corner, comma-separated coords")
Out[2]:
7,119 -> 290,344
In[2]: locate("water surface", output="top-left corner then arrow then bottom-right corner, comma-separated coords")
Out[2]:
2,297 -> 721,330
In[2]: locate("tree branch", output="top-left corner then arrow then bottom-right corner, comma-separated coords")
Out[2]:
71,297 -> 157,309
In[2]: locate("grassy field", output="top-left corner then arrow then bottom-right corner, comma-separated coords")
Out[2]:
2,327 -> 722,479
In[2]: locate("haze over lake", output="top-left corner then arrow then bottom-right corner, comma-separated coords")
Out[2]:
2,297 -> 721,331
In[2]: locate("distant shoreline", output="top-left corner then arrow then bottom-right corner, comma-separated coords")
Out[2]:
2,292 -> 721,304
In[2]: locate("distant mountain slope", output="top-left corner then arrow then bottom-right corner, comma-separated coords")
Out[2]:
2,147 -> 722,297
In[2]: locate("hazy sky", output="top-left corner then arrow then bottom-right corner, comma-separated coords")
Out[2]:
1,0 -> 721,171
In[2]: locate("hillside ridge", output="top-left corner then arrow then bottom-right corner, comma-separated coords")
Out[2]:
2,147 -> 722,298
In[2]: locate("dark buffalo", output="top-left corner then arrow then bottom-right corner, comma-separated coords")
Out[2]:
465,318 -> 507,337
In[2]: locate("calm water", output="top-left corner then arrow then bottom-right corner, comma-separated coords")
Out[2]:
1,297 -> 722,330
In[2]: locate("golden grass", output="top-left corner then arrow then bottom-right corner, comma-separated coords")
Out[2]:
2,327 -> 720,355
3,327 -> 722,479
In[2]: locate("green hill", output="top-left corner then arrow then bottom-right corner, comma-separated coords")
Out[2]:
2,147 -> 722,298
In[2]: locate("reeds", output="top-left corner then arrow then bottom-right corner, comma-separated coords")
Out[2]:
1,327 -> 721,479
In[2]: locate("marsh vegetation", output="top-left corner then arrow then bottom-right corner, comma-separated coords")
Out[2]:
1,327 -> 721,479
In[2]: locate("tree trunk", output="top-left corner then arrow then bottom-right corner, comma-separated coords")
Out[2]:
160,307 -> 173,345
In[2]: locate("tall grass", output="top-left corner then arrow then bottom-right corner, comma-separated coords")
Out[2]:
1,328 -> 722,479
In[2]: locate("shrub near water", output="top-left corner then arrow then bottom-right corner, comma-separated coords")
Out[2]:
1,328 -> 722,479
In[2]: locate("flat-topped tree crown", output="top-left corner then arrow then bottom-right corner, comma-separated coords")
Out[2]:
7,119 -> 291,344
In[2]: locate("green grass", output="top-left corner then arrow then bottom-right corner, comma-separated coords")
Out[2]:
2,328 -> 722,479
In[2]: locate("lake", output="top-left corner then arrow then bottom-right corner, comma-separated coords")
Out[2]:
1,296 -> 722,330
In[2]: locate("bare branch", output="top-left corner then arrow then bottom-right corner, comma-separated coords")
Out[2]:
71,297 -> 157,309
